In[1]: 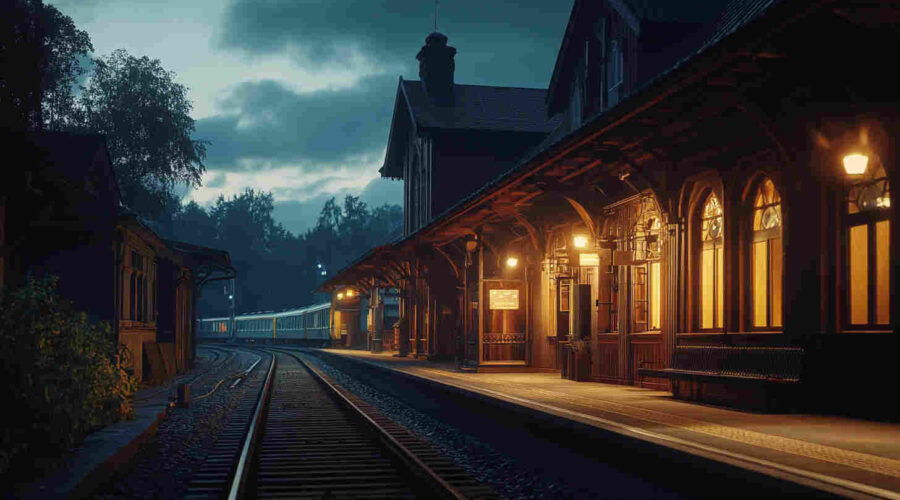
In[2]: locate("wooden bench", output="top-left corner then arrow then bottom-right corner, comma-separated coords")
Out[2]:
638,346 -> 804,412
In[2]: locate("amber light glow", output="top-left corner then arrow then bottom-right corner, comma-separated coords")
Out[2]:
573,235 -> 588,248
346,289 -> 354,297
506,257 -> 518,268
337,292 -> 344,299
843,153 -> 869,175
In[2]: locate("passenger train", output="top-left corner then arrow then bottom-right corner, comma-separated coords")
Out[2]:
198,302 -> 332,345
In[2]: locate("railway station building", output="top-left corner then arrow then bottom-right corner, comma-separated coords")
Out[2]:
1,131 -> 234,385
320,0 -> 899,416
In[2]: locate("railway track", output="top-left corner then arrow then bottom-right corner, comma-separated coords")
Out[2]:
185,347 -> 498,499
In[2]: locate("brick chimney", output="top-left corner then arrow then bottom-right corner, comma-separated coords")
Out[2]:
416,32 -> 456,105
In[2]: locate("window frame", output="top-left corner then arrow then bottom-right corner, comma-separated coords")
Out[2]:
748,177 -> 783,331
697,193 -> 725,331
843,209 -> 891,330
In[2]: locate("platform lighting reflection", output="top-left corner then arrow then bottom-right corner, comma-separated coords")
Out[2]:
573,235 -> 589,248
506,257 -> 518,268
843,153 -> 868,175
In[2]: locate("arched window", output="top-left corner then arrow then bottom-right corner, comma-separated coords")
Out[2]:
700,193 -> 724,329
751,178 -> 783,328
846,162 -> 891,327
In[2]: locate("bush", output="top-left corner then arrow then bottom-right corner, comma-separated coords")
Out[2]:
0,276 -> 137,475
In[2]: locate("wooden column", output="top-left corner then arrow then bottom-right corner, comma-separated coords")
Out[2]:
782,138 -> 821,342
665,221 -> 681,367
616,263 -> 629,383
477,235 -> 484,366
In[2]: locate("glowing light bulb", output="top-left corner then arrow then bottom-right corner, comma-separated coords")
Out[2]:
506,257 -> 518,268
843,154 -> 868,175
573,235 -> 589,248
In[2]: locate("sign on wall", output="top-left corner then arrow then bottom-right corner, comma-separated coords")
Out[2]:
579,253 -> 600,266
489,289 -> 520,310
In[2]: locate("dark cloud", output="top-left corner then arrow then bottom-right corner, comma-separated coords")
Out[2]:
219,0 -> 574,89
195,75 -> 396,171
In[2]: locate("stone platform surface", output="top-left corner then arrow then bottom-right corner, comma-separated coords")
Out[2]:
319,348 -> 900,499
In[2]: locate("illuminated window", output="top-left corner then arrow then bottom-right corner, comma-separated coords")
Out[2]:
700,194 -> 724,329
632,208 -> 662,333
846,163 -> 891,327
751,179 -> 783,328
632,261 -> 662,332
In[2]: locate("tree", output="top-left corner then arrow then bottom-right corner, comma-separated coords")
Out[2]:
40,3 -> 92,131
0,0 -> 48,131
0,0 -> 92,132
79,49 -> 207,218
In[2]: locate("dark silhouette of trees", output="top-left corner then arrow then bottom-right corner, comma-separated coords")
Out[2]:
78,49 -> 208,218
158,192 -> 401,317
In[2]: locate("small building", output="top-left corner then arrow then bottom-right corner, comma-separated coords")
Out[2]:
321,0 -> 900,416
1,131 -> 234,384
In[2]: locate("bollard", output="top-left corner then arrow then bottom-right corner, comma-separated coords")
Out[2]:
177,383 -> 190,407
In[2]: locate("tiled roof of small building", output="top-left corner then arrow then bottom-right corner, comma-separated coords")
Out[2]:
401,79 -> 561,134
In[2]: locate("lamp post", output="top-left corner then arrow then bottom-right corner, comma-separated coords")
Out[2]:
228,278 -> 236,342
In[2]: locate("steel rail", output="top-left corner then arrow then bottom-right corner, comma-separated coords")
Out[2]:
276,348 -> 470,500
226,350 -> 277,500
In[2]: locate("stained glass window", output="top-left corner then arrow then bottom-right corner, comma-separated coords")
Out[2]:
752,179 -> 783,328
700,194 -> 724,329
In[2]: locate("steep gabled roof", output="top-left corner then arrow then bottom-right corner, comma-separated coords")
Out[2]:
380,77 -> 561,178
401,79 -> 558,134
18,131 -> 120,207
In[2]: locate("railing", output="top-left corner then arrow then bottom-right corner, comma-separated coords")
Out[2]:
482,332 -> 526,362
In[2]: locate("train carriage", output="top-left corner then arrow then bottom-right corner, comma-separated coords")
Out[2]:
197,316 -> 231,343
198,302 -> 332,346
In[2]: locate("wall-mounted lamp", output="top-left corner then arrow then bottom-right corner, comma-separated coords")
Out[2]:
506,257 -> 519,268
337,292 -> 344,299
843,153 -> 868,175
573,235 -> 589,249
346,289 -> 354,297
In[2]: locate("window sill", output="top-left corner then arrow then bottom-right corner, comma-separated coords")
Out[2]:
839,329 -> 893,334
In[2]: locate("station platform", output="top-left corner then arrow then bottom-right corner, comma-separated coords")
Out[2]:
318,348 -> 900,499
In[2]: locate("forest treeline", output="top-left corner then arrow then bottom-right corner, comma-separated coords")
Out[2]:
151,192 -> 401,316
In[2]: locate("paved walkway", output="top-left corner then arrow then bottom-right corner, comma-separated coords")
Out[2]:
321,349 -> 900,499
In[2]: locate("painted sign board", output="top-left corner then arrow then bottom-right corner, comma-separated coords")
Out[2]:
489,289 -> 519,310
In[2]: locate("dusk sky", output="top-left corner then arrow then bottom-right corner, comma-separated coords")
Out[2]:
52,0 -> 574,234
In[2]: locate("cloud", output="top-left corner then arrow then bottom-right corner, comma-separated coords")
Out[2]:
205,172 -> 227,188
219,0 -> 574,89
271,176 -> 403,236
195,75 -> 397,170
359,177 -> 402,209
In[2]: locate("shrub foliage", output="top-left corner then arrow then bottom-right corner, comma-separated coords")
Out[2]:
0,276 -> 137,474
